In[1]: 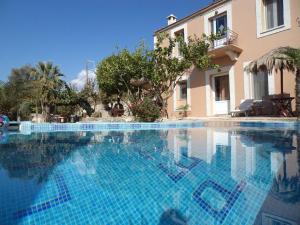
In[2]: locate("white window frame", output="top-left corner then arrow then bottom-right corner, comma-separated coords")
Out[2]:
178,80 -> 188,100
173,74 -> 191,112
204,2 -> 232,36
153,36 -> 157,49
243,62 -> 275,100
256,0 -> 291,38
211,13 -> 228,35
205,65 -> 235,116
170,23 -> 188,58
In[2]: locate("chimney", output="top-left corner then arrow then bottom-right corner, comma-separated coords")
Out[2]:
167,14 -> 177,25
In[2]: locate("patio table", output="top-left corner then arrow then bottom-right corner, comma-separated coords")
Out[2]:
270,96 -> 294,117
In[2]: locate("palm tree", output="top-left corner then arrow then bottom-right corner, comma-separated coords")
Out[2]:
0,81 -> 8,114
31,62 -> 64,122
285,48 -> 300,117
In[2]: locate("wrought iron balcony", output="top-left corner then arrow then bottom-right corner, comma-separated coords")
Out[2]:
209,29 -> 242,61
211,29 -> 238,48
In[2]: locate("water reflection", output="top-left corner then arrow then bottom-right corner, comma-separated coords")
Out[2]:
158,208 -> 188,225
0,132 -> 95,182
166,127 -> 300,224
0,127 -> 299,224
234,129 -> 300,205
0,130 -> 9,144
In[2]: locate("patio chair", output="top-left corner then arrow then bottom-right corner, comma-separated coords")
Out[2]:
230,99 -> 254,117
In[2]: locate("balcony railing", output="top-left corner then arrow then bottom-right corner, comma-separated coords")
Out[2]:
210,29 -> 238,49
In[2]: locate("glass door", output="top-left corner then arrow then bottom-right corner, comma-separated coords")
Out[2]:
214,75 -> 230,115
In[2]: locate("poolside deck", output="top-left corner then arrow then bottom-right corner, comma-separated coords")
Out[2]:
171,116 -> 299,122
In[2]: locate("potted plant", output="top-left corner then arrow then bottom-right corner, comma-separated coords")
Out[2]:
177,104 -> 189,120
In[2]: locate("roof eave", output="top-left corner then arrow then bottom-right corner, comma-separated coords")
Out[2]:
154,0 -> 230,36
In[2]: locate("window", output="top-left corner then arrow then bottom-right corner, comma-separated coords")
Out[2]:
174,29 -> 185,57
215,75 -> 230,101
253,72 -> 269,100
179,81 -> 187,100
264,0 -> 284,30
211,14 -> 227,37
256,0 -> 290,37
210,14 -> 228,48
174,29 -> 185,39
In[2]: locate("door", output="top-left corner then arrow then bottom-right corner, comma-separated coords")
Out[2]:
214,75 -> 230,115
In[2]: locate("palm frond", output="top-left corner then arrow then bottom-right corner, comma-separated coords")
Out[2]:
245,47 -> 297,73
285,48 -> 300,69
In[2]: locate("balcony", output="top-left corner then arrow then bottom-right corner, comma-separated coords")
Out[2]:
208,29 -> 243,61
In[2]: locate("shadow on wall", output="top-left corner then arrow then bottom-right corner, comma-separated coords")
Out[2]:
158,208 -> 188,225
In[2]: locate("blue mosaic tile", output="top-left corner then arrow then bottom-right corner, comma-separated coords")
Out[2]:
136,148 -> 155,161
19,121 -> 204,133
193,179 -> 246,223
80,124 -> 95,130
1,127 -> 292,224
13,174 -> 71,219
158,157 -> 202,182
239,121 -> 298,129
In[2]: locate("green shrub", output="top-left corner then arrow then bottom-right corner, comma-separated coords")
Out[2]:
131,97 -> 161,122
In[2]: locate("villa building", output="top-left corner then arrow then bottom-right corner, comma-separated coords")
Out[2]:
154,0 -> 300,117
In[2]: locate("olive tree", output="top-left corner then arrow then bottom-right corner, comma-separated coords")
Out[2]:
144,33 -> 215,117
96,33 -> 215,120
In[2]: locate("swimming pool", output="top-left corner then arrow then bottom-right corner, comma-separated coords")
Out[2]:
0,122 -> 299,224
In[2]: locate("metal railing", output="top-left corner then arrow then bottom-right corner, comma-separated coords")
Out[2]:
210,28 -> 238,49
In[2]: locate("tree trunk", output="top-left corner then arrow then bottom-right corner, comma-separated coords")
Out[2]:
296,69 -> 300,118
45,105 -> 50,122
162,99 -> 169,119
35,102 -> 38,121
41,102 -> 45,122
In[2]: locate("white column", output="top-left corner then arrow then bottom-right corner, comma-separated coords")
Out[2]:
231,135 -> 238,180
229,66 -> 236,111
268,71 -> 275,95
246,147 -> 256,176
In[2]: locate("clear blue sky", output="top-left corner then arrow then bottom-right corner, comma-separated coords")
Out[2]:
0,0 -> 211,82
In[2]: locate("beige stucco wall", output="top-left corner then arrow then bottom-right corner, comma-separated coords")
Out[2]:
190,68 -> 207,117
231,0 -> 300,110
188,13 -> 204,37
168,67 -> 207,118
160,0 -> 300,118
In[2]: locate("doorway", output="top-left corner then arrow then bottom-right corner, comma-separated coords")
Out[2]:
214,75 -> 230,115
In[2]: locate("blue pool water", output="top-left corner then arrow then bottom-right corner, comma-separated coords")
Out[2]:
0,123 -> 299,224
